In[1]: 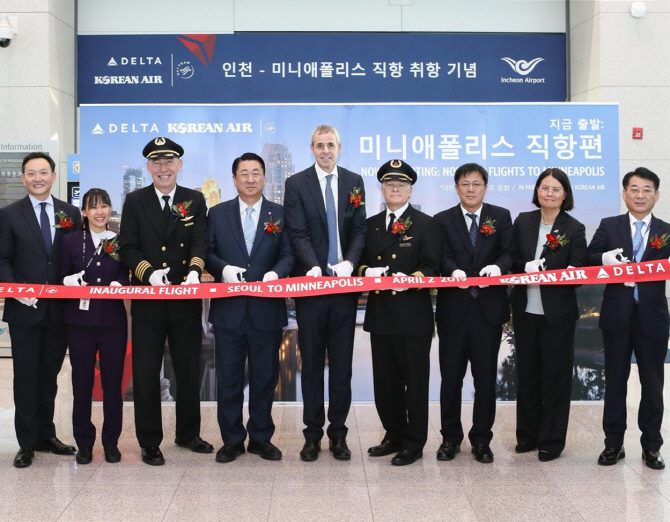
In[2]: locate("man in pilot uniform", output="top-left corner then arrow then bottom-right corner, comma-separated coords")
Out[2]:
358,159 -> 441,466
120,137 -> 213,465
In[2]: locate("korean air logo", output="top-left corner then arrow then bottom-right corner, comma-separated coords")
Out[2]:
501,57 -> 544,76
92,123 -> 104,135
265,123 -> 276,134
45,287 -> 58,294
176,61 -> 195,80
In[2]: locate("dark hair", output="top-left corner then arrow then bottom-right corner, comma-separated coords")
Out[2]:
232,152 -> 265,177
22,152 -> 55,173
81,188 -> 112,231
622,167 -> 660,191
454,163 -> 488,185
532,168 -> 574,211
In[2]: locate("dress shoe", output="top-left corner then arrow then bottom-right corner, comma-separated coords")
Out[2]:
515,441 -> 537,453
247,440 -> 282,461
391,449 -> 423,466
642,449 -> 665,470
13,447 -> 34,468
104,445 -> 122,463
538,450 -> 560,462
141,446 -> 165,466
76,447 -> 93,465
597,446 -> 625,466
215,443 -> 245,463
300,439 -> 321,462
35,437 -> 76,455
175,436 -> 214,454
329,438 -> 351,461
436,442 -> 460,461
471,443 -> 494,463
368,439 -> 402,457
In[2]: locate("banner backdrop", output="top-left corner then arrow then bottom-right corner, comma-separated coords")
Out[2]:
79,102 -> 619,402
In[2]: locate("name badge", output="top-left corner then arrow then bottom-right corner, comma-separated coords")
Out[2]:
399,243 -> 411,248
79,299 -> 90,311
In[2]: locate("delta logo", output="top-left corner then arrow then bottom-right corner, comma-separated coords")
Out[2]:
177,34 -> 216,67
500,57 -> 546,84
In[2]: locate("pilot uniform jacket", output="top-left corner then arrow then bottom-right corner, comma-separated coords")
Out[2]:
119,184 -> 208,320
60,231 -> 130,327
0,195 -> 81,325
359,205 -> 441,336
206,196 -> 294,331
510,210 -> 588,326
588,213 -> 670,337
434,203 -> 514,329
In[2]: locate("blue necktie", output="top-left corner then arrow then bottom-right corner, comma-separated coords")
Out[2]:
244,206 -> 255,255
40,202 -> 52,254
466,213 -> 478,297
633,220 -> 644,302
325,174 -> 338,275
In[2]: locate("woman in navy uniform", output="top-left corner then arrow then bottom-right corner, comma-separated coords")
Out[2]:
60,188 -> 129,464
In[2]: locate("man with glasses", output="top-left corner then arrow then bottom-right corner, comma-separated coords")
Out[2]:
588,167 -> 670,470
434,163 -> 513,463
358,159 -> 440,466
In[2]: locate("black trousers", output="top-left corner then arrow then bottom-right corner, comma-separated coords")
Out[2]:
132,316 -> 202,447
438,297 -> 502,446
514,310 -> 576,455
603,305 -> 666,451
214,309 -> 282,445
370,332 -> 432,452
10,319 -> 67,447
295,293 -> 357,440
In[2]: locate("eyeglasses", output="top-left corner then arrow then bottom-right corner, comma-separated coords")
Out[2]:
383,182 -> 409,190
458,182 -> 485,189
539,186 -> 564,195
627,187 -> 656,196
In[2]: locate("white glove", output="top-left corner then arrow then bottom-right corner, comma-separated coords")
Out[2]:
602,248 -> 629,266
181,270 -> 200,286
328,261 -> 353,277
222,265 -> 246,283
16,297 -> 38,308
452,269 -> 468,289
63,270 -> 87,287
391,271 -> 408,292
110,281 -> 122,287
365,266 -> 389,277
524,258 -> 546,273
306,266 -> 322,278
262,271 -> 278,282
149,267 -> 170,286
478,265 -> 501,288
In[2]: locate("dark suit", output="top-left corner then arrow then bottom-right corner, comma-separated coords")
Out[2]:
284,165 -> 366,440
119,184 -> 208,447
434,203 -> 513,446
0,195 -> 81,447
588,213 -> 670,451
60,231 -> 129,448
510,209 -> 587,455
359,205 -> 441,451
206,196 -> 294,445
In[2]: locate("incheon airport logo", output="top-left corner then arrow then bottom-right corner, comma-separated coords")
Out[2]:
500,57 -> 546,84
176,61 -> 195,80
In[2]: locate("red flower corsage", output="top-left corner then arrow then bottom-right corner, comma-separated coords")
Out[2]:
54,211 -> 75,229
101,237 -> 120,261
545,233 -> 569,250
480,217 -> 496,236
264,218 -> 282,241
391,216 -> 412,235
650,233 -> 670,250
171,200 -> 193,221
349,187 -> 365,209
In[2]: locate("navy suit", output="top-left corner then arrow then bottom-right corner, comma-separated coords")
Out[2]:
434,203 -> 513,446
60,231 -> 129,448
284,165 -> 366,440
206,196 -> 294,444
588,213 -> 670,451
0,195 -> 81,447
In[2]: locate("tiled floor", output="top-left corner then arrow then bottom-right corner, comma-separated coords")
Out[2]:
1,358 -> 670,521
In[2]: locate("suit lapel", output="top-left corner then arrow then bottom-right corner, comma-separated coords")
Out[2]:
306,168 -> 327,227
228,197 -> 247,256
453,206 -> 474,256
164,186 -> 185,240
372,212 -> 397,254
618,213 -> 634,260
141,185 -> 166,238
20,197 -> 49,255
337,170 -> 352,230
642,214 -> 661,261
526,211 -> 542,260
250,198 -> 274,259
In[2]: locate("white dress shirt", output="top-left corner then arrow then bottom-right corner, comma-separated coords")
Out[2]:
29,194 -> 55,242
315,163 -> 343,263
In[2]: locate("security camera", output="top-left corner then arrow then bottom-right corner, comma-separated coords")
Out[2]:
0,14 -> 18,48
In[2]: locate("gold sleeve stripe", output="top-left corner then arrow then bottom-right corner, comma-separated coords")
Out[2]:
136,260 -> 152,281
358,265 -> 369,277
411,271 -> 424,278
190,257 -> 205,270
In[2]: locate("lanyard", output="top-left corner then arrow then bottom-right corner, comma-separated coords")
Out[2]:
82,230 -> 103,276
